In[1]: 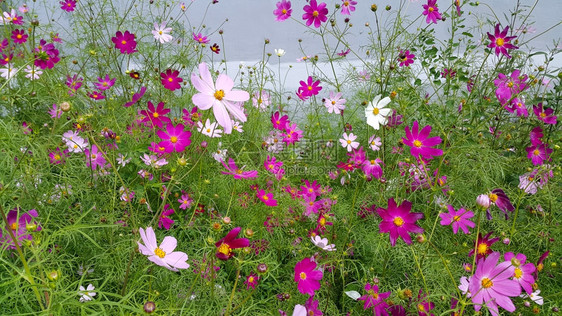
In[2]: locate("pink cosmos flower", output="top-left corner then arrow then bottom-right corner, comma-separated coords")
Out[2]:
182,106 -> 201,126
402,121 -> 443,160
377,198 -> 424,246
3,9 -> 23,25
468,232 -> 499,261
157,123 -> 191,153
273,0 -> 292,21
112,31 -> 137,54
526,143 -> 552,166
340,0 -> 357,15
297,76 -> 322,100
191,63 -> 249,134
252,90 -> 271,111
161,69 -> 183,91
271,111 -> 289,130
34,39 -> 60,69
264,155 -> 284,180
158,204 -> 175,230
361,158 -> 383,179
84,145 -> 107,170
244,273 -> 259,290
494,70 -> 528,105
416,290 -> 435,315
192,32 -> 209,44
468,252 -> 521,316
533,103 -> 557,124
282,123 -> 303,144
152,21 -> 173,43
337,48 -> 350,57
530,126 -> 544,146
257,189 -> 278,207
11,29 -> 27,44
137,227 -> 189,272
487,24 -> 518,58
48,104 -> 62,119
140,101 -> 172,129
487,188 -> 515,220
215,227 -> 249,261
94,74 -> 115,91
178,192 -> 193,210
221,158 -> 258,179
302,0 -> 328,28
66,74 -> 83,95
49,147 -> 67,164
60,0 -> 76,12
358,283 -> 390,314
422,0 -> 442,24
1,208 -> 41,249
324,91 -> 346,114
504,252 -> 536,295
123,86 -> 146,107
88,91 -> 105,100
439,205 -> 475,234
398,50 -> 415,67
294,257 -> 323,296
368,135 -> 382,151
509,98 -> 528,117
339,132 -> 359,152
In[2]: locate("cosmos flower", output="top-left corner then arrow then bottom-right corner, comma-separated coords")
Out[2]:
257,189 -> 278,207
84,145 -> 107,170
158,204 -> 175,230
439,205 -> 475,234
533,103 -> 557,125
11,29 -> 27,44
191,63 -> 249,134
60,0 -> 77,12
197,119 -> 223,138
402,121 -> 443,160
215,227 -> 249,261
468,232 -> 499,261
160,69 -> 183,91
526,143 -> 552,166
504,252 -> 536,295
422,0 -> 442,24
311,235 -> 336,251
302,0 -> 328,28
140,101 -> 172,129
340,0 -> 357,15
324,91 -> 346,114
377,198 -> 424,246
192,32 -> 209,44
94,74 -> 116,91
297,76 -> 322,100
123,86 -> 146,107
357,283 -> 390,314
273,0 -> 292,21
365,95 -> 391,130
271,111 -> 289,130
210,43 -> 220,54
137,227 -> 190,272
294,257 -> 323,296
368,135 -> 382,151
244,273 -> 259,290
112,31 -> 137,54
220,158 -> 258,179
398,50 -> 415,67
1,208 -> 41,249
152,21 -> 173,43
487,24 -> 518,58
78,284 -> 96,302
339,132 -> 359,152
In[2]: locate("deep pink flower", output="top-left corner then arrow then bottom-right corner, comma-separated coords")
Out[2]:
468,232 -> 499,261
4,9 -> 23,25
140,101 -> 172,129
304,296 -> 323,315
60,0 -> 76,12
494,70 -> 528,105
191,63 -> 249,134
182,106 -> 201,126
158,204 -> 175,230
504,252 -> 536,295
361,158 -> 383,179
487,24 -> 518,58
34,40 -> 60,69
402,121 -> 443,160
533,103 -> 557,124
337,48 -> 350,57
509,98 -> 528,117
66,74 -> 83,95
112,31 -> 137,54
157,123 -> 192,153
257,189 -> 278,207
302,0 -> 328,28
88,91 -> 105,100
123,86 -> 146,107
215,227 -> 249,260
244,273 -> 259,290
468,252 -> 521,316
264,155 -> 284,180
49,147 -> 67,164
282,123 -> 303,144
340,0 -> 357,15
398,50 -> 415,67
422,0 -> 442,24
271,111 -> 289,130
297,76 -> 322,100
11,29 -> 27,44
377,198 -> 424,246
94,74 -> 116,91
1,208 -> 41,249
530,126 -> 543,146
439,205 -> 475,234
192,32 -> 209,44
178,192 -> 193,210
526,143 -> 552,166
84,145 -> 107,170
161,69 -> 183,91
487,188 -> 515,220
221,158 -> 258,179
294,257 -> 323,296
358,283 -> 390,314
273,0 -> 292,21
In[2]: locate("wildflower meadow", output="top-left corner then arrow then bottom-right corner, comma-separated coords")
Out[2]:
1,0 -> 561,315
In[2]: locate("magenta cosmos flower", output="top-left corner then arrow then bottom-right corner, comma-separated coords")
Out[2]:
192,32 -> 209,44
468,252 -> 521,316
273,0 -> 292,21
526,143 -> 552,166
157,123 -> 192,153
191,63 -> 249,134
123,86 -> 146,107
402,121 -> 443,160
34,39 -> 60,69
439,205 -> 475,234
494,70 -> 528,105
94,74 -> 115,91
297,76 -> 322,100
486,188 -> 515,220
112,31 -> 137,54
137,227 -> 189,272
1,208 -> 41,249
271,111 -> 289,130
294,257 -> 323,296
221,158 -> 258,179
377,198 -> 424,246
398,50 -> 415,67
60,0 -> 76,12
302,0 -> 328,28
140,101 -> 172,129
160,69 -> 183,91
158,205 -> 175,230
215,227 -> 249,261
487,24 -> 518,58
468,232 -> 499,261
257,189 -> 278,207
533,103 -> 557,125
358,283 -> 390,315
11,29 -> 27,44
340,0 -> 357,15
84,144 -> 107,170
422,0 -> 442,24
504,252 -> 536,295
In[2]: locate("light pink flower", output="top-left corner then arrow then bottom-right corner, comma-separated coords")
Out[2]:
137,227 -> 189,272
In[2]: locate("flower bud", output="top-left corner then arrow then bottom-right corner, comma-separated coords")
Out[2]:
144,301 -> 156,313
476,194 -> 490,209
60,101 -> 71,112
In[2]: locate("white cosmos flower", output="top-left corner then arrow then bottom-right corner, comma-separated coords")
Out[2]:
521,290 -> 543,305
365,94 -> 392,130
198,118 -> 223,138
78,284 -> 96,302
152,22 -> 173,44
311,235 -> 336,251
275,48 -> 286,57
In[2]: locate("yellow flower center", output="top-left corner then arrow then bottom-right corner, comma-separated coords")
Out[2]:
154,247 -> 166,258
282,9 -> 287,14
248,276 -> 254,282
10,222 -> 18,230
217,243 -> 231,256
121,40 -> 127,45
477,243 -> 488,255
495,38 -> 505,47
54,154 -> 61,161
346,140 -> 351,144
488,193 -> 498,202
533,149 -> 540,156
307,85 -> 313,91
17,34 -> 22,39
153,112 -> 159,118
393,216 -> 404,227
159,31 -> 163,35
300,272 -> 307,280
344,1 -> 350,5
370,160 -> 375,164
428,7 -> 434,12
91,154 -> 97,159
413,140 -> 422,147
453,215 -> 461,222
262,195 -> 269,201
170,136 -> 178,143
540,112 -> 546,118
418,304 -> 426,312
312,11 -> 319,17
368,290 -> 378,299
331,100 -> 336,105
168,77 -> 173,82
514,267 -> 523,279
507,81 -> 514,88
481,277 -> 493,288
372,108 -> 380,115
214,89 -> 225,100
319,217 -> 326,226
